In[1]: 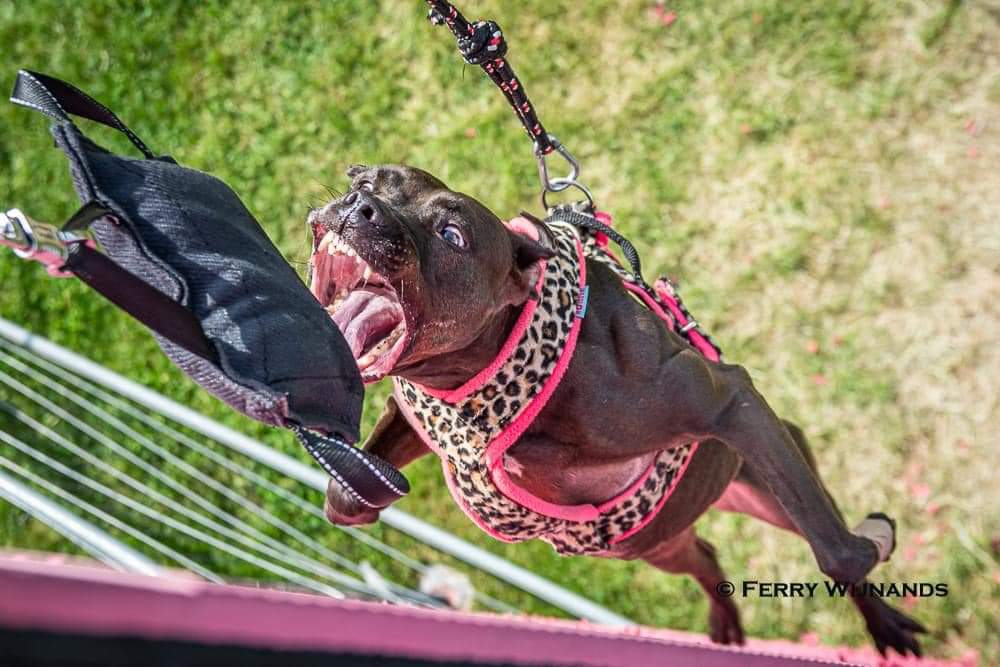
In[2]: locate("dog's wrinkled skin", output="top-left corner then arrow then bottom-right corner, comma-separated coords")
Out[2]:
310,165 -> 925,656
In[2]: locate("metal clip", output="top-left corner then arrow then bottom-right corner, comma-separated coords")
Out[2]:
541,178 -> 594,212
535,135 -> 596,211
1,208 -> 89,277
535,135 -> 581,193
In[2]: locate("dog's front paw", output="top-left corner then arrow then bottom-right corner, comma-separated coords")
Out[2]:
324,477 -> 381,526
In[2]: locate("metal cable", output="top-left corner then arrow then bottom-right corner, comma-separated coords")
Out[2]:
0,349 -> 365,575
2,343 -> 422,564
0,316 -> 631,624
1,341 -> 516,613
0,452 -> 223,582
0,426 -> 345,598
0,387 -> 370,597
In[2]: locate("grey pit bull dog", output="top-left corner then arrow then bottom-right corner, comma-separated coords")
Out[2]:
308,164 -> 925,656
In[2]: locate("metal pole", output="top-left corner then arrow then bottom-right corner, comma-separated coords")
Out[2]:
0,467 -> 161,576
0,316 -> 632,626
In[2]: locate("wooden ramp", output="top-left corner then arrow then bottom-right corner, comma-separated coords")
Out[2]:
0,552 -> 974,667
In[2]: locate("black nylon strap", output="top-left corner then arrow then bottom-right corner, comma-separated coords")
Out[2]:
293,426 -> 410,509
11,70 -> 155,159
49,201 -> 216,362
11,73 -> 208,361
547,208 -> 644,282
62,242 -> 217,362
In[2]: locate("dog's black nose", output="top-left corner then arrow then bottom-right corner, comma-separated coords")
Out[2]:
341,191 -> 381,227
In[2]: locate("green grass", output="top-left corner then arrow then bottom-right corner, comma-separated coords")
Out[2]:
1,0 -> 997,662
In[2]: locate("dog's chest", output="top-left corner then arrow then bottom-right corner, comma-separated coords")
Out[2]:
394,221 -> 697,556
502,443 -> 657,507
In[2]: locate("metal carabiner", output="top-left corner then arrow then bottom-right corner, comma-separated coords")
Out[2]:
535,135 -> 581,193
1,208 -> 89,277
541,178 -> 595,213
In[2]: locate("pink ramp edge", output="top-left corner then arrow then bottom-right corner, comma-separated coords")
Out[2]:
0,552 -> 975,667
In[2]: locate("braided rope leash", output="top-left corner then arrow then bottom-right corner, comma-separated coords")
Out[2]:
426,0 -> 552,155
426,0 -> 589,205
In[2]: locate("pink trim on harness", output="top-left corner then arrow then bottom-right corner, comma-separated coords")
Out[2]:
608,441 -> 700,544
416,265 -> 547,403
394,212 -> 714,551
653,278 -> 721,363
483,237 -> 586,465
392,386 -> 515,542
413,218 -> 546,404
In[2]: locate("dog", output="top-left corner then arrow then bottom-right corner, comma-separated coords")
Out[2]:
308,164 -> 925,655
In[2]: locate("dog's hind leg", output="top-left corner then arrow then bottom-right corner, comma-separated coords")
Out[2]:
653,352 -> 889,584
714,420 -> 926,657
641,528 -> 745,645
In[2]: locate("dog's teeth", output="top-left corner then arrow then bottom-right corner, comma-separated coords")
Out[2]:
362,266 -> 373,281
318,231 -> 334,253
357,352 -> 374,368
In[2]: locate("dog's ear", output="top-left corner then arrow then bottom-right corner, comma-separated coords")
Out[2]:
505,229 -> 555,304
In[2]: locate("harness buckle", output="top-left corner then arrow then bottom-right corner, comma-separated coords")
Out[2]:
1,208 -> 90,277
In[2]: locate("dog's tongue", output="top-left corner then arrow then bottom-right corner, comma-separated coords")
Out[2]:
332,290 -> 399,359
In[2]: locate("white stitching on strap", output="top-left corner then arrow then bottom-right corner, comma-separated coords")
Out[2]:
10,98 -> 50,116
17,70 -> 68,118
17,70 -> 153,157
336,438 -> 406,497
304,439 -> 379,509
69,82 -> 153,156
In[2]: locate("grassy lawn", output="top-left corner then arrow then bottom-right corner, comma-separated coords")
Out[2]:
1,0 -> 997,661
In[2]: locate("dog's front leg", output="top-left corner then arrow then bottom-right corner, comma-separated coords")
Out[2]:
324,395 -> 431,526
659,350 -> 886,584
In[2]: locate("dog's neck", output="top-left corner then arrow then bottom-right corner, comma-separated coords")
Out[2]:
394,304 -> 522,390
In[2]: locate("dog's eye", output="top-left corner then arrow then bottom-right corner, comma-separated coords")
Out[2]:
438,223 -> 467,249
357,180 -> 375,193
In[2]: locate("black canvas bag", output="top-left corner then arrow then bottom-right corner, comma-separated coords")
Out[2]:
6,70 -> 407,508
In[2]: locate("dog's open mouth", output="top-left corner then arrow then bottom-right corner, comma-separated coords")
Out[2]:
310,230 -> 408,382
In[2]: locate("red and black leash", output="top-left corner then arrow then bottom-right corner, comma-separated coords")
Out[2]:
425,0 -> 590,206
425,2 -> 723,360
426,0 -> 553,155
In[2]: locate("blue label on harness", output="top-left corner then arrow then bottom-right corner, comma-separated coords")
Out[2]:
575,285 -> 590,319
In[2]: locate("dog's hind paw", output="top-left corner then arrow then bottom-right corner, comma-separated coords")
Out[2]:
858,595 -> 927,657
708,599 -> 745,646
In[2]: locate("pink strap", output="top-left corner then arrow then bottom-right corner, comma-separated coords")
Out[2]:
415,217 -> 547,403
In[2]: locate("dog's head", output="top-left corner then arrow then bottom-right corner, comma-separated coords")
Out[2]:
308,164 -> 553,384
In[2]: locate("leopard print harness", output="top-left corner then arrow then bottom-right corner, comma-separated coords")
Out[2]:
394,213 -> 720,556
